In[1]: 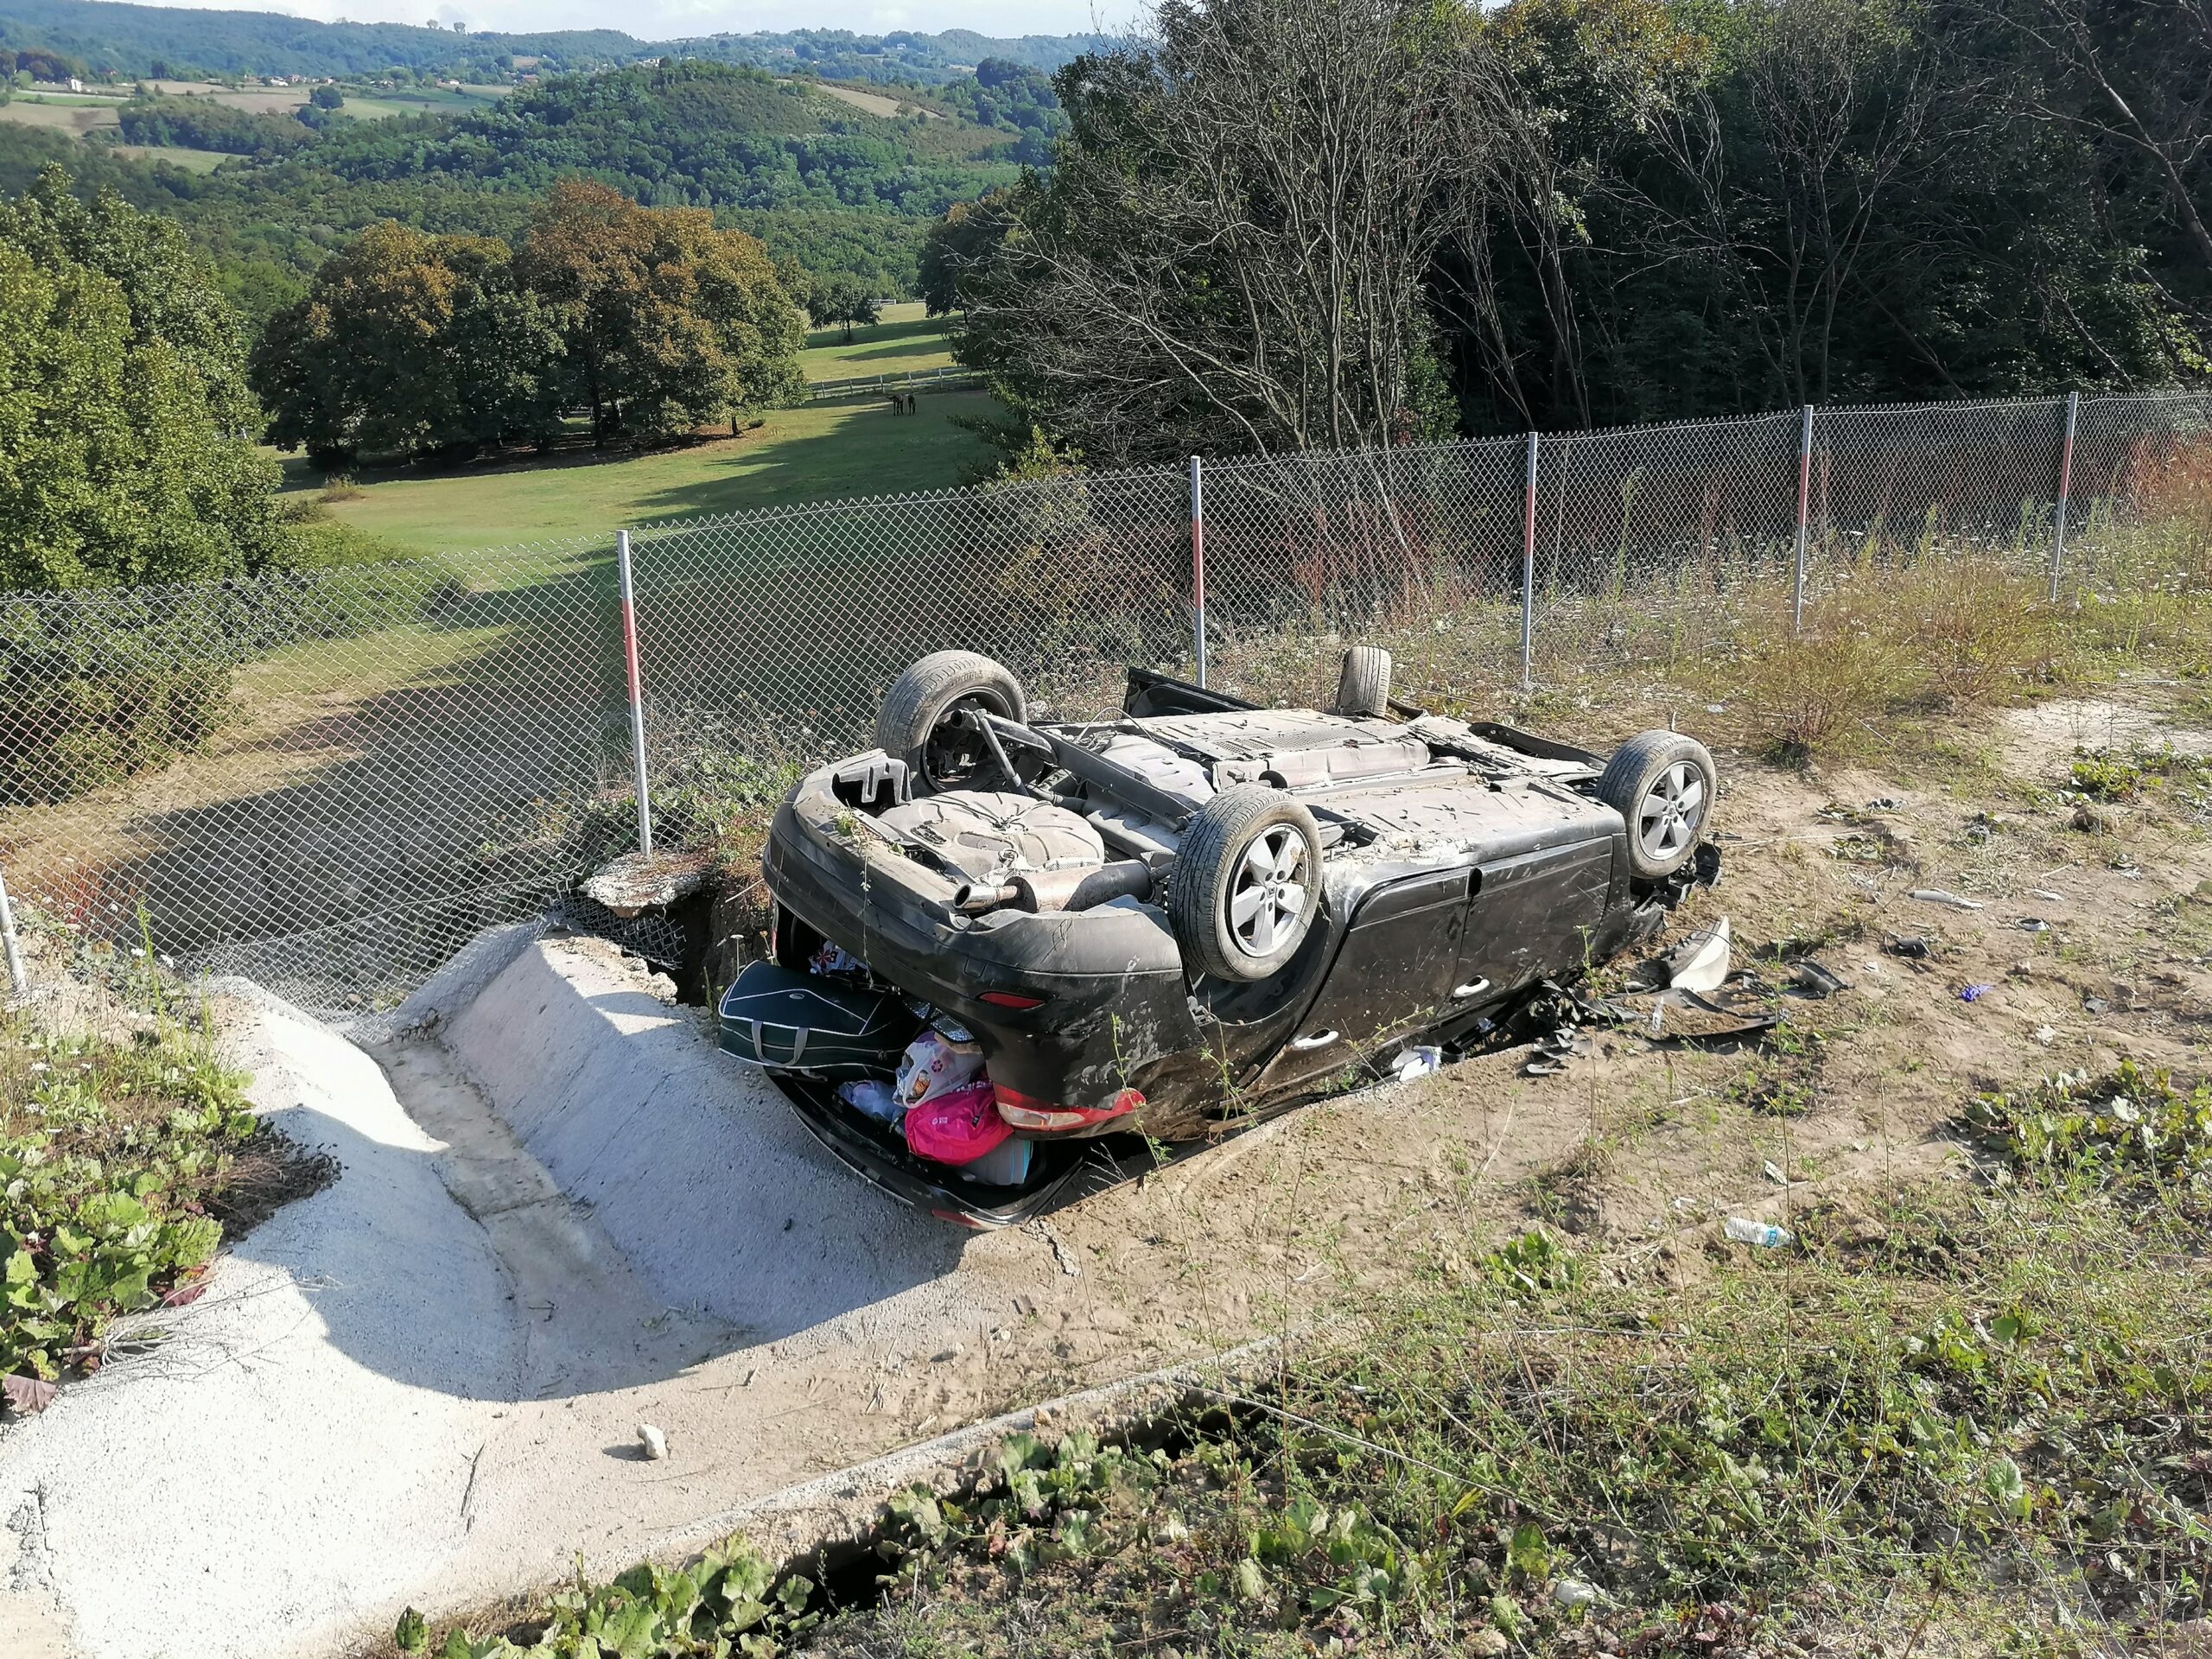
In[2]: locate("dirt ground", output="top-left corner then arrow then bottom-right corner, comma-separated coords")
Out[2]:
558,677 -> 2212,1468
16,675 -> 2209,1657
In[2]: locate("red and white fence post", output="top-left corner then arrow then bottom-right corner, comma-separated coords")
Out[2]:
1791,404 -> 1815,634
2050,391 -> 2080,604
1520,431 -> 1540,690
1188,455 -> 1207,689
615,528 -> 654,857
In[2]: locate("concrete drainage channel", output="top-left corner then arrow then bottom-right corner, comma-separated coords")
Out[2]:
0,925 -> 1280,1659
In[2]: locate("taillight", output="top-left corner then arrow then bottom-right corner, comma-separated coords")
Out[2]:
979,990 -> 1047,1010
995,1086 -> 1143,1132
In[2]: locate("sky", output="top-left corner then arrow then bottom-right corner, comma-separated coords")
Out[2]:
128,0 -> 1121,41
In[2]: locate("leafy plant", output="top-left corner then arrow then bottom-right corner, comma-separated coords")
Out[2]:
0,1019 -> 262,1381
1967,1060 -> 2212,1190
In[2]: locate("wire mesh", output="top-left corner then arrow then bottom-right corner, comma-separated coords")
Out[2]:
0,548 -> 628,1019
1,391 -> 2206,1020
2067,391 -> 2212,604
1201,435 -> 1531,710
1526,411 -> 1805,684
624,467 -> 1194,841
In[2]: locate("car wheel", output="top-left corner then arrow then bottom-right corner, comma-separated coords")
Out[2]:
1169,785 -> 1323,982
1597,730 -> 1718,881
875,651 -> 1028,793
1333,645 -> 1393,717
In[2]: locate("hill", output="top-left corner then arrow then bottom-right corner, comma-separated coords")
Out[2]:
0,57 -> 1052,302
298,60 -> 1014,213
0,0 -> 1100,86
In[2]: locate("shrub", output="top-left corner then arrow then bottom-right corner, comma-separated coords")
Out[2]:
1732,613 -> 1916,762
0,1018 -> 264,1381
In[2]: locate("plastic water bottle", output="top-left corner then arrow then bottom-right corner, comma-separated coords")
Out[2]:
1724,1217 -> 1793,1249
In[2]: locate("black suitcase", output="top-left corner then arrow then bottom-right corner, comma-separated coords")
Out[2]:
717,961 -> 917,1078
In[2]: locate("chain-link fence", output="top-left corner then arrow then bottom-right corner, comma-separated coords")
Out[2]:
3,390 -> 2207,1020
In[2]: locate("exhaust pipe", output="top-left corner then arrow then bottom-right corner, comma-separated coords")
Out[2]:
953,861 -> 1155,917
1015,860 -> 1154,914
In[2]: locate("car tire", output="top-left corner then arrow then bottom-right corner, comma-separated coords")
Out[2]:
1597,730 -> 1717,882
875,651 -> 1028,793
1169,785 -> 1323,982
1333,645 -> 1393,717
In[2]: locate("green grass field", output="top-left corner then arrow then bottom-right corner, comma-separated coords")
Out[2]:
800,302 -> 957,384
109,143 -> 232,173
292,389 -> 998,556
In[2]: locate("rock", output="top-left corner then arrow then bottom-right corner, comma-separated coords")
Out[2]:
582,849 -> 712,918
1471,1631 -> 1511,1656
636,1422 -> 668,1460
931,1344 -> 964,1363
1554,1578 -> 1602,1609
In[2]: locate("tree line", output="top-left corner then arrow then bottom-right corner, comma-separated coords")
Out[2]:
931,0 -> 2212,466
252,179 -> 808,463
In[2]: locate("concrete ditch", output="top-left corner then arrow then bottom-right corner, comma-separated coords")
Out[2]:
0,927 -> 1297,1658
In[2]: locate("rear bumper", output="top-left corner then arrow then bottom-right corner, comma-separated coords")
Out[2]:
762,772 -> 1202,1117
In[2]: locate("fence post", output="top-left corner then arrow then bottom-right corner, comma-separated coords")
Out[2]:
0,865 -> 27,1001
2050,391 -> 2080,604
1189,455 -> 1207,689
1791,404 -> 1815,634
615,528 -> 654,858
1520,431 -> 1540,690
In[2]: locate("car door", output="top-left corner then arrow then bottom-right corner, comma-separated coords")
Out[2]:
1453,837 -> 1615,1006
1251,867 -> 1468,1095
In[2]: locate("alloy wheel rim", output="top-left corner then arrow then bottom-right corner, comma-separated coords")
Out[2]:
1637,761 -> 1705,860
1226,826 -> 1309,956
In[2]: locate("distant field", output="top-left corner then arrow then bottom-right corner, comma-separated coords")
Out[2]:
150,83 -> 309,114
289,390 -> 999,556
110,143 -> 232,172
801,80 -> 940,120
0,98 -> 121,134
801,304 -> 958,384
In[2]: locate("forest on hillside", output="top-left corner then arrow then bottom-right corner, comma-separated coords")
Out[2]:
0,0 -> 1101,86
0,58 -> 1059,311
937,0 -> 2212,460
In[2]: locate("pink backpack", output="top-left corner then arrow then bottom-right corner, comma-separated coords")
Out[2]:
902,1081 -> 1012,1166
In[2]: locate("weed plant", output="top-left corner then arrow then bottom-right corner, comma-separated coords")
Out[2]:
0,1013 -> 251,1381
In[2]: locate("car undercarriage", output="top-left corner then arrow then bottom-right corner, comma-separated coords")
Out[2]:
723,648 -> 1720,1224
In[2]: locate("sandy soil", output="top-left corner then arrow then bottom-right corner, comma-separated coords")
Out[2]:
12,679 -> 2210,1654
396,678 -> 2212,1478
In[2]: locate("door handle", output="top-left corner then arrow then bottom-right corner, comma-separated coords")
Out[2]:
1289,1029 -> 1340,1051
1451,979 -> 1491,1001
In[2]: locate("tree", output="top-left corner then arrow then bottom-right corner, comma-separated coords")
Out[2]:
918,189 -> 1011,315
251,219 -> 564,463
946,0 -> 1481,466
1964,0 -> 2212,321
309,83 -> 346,109
807,273 -> 880,341
513,180 -> 804,444
0,166 -> 285,588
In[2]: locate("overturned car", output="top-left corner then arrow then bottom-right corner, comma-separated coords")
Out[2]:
721,647 -> 1719,1225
